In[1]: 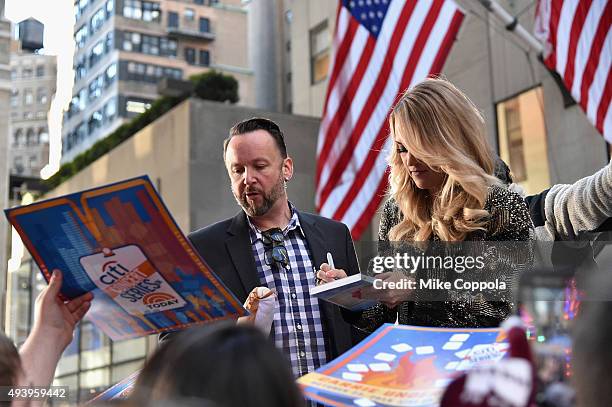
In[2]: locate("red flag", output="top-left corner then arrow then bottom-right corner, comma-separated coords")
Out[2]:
535,0 -> 612,143
315,0 -> 465,239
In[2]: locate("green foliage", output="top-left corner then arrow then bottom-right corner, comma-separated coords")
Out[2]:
44,71 -> 239,189
190,70 -> 239,104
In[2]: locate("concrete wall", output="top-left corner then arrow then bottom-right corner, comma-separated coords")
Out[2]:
188,98 -> 321,231
290,0 -> 337,117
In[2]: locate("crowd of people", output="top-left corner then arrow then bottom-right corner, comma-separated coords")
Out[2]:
1,78 -> 611,407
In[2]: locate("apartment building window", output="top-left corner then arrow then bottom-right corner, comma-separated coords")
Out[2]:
105,63 -> 117,85
24,89 -> 33,105
26,128 -> 36,145
124,1 -> 160,22
125,98 -> 151,116
39,127 -> 49,143
106,0 -> 114,15
497,86 -> 550,195
90,7 -> 106,35
199,49 -> 210,66
105,31 -> 114,53
36,65 -> 44,77
185,8 -> 195,21
89,40 -> 105,69
184,47 -> 196,65
37,87 -> 48,104
88,75 -> 105,103
123,0 -> 142,19
22,67 -> 32,78
88,110 -> 104,135
78,88 -> 87,111
194,0 -> 204,4
122,31 -> 139,51
122,31 -> 176,57
310,21 -> 330,84
105,98 -> 117,123
168,11 -> 178,28
10,89 -> 18,107
77,122 -> 87,141
75,25 -> 88,50
142,1 -> 161,22
13,129 -> 23,146
123,60 -> 182,82
14,156 -> 23,173
161,37 -> 177,57
74,0 -> 89,21
199,17 -> 210,33
29,156 -> 37,169
75,57 -> 87,81
36,111 -> 45,119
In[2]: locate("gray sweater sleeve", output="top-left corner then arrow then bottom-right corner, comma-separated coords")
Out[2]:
541,159 -> 612,241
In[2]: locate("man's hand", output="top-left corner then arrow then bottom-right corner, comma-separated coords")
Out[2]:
316,262 -> 348,284
32,269 -> 93,350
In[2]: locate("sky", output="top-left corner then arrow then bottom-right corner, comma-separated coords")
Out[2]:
5,0 -> 74,178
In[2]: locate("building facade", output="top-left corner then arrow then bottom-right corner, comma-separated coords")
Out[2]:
9,20 -> 57,178
0,0 -> 12,324
61,0 -> 254,164
290,0 -> 611,233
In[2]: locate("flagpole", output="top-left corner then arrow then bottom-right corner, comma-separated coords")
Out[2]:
477,0 -> 544,54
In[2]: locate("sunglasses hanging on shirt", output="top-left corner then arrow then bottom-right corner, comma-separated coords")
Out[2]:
262,228 -> 289,269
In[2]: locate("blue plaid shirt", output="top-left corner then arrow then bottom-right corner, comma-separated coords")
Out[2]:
247,204 -> 328,377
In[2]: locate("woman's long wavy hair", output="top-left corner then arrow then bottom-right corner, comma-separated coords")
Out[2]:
387,78 -> 500,242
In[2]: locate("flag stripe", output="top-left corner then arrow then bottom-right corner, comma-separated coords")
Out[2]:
317,25 -> 372,157
316,0 -> 465,238
595,68 -> 612,135
351,166 -> 390,240
586,28 -> 612,123
570,0 -> 608,99
316,0 -> 409,189
580,1 -> 612,111
317,0 -> 426,210
555,0 -> 580,76
338,8 -> 466,229
330,2 -> 462,222
319,8 -> 357,136
563,0 -> 593,88
538,0 -> 612,143
544,0 -> 564,68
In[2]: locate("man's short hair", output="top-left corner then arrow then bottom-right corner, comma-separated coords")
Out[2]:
224,117 -> 288,159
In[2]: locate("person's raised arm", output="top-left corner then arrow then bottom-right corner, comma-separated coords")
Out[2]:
18,270 -> 92,391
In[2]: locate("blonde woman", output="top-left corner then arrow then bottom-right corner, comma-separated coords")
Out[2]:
349,78 -> 533,330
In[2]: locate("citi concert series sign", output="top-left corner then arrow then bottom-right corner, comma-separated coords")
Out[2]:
5,176 -> 246,340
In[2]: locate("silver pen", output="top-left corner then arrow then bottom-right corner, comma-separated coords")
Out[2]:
326,252 -> 335,269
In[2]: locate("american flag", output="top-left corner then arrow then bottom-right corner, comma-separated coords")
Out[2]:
535,0 -> 612,143
315,0 -> 465,239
